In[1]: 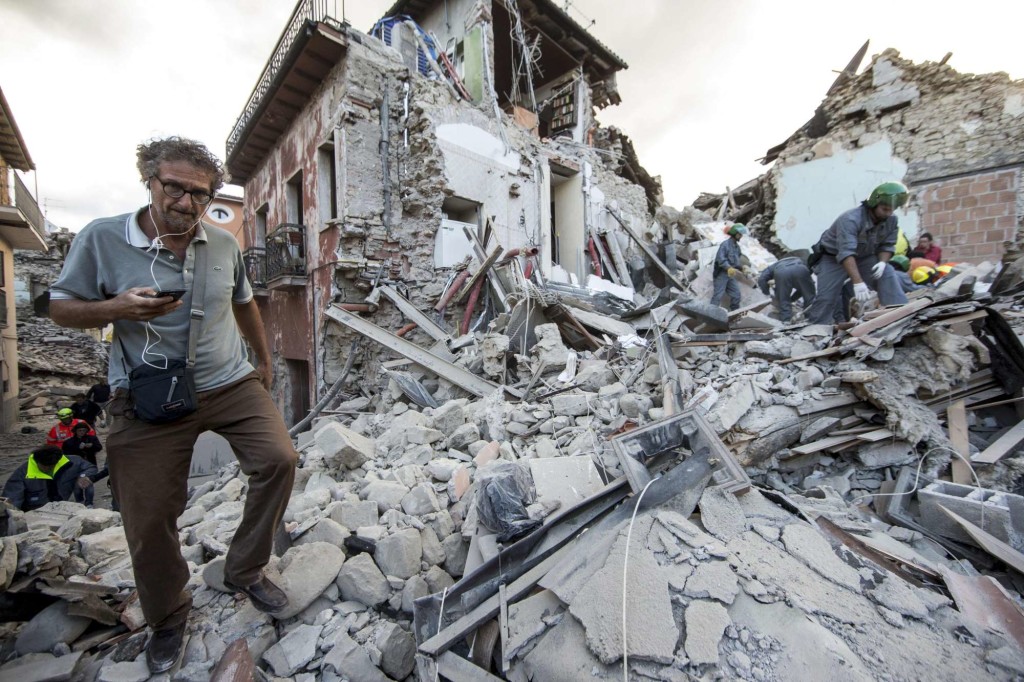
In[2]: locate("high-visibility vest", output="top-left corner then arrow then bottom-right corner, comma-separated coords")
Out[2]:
26,453 -> 70,480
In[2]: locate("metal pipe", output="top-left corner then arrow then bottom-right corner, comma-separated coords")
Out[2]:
396,322 -> 418,337
587,236 -> 602,277
434,268 -> 471,312
338,303 -> 377,312
461,276 -> 485,334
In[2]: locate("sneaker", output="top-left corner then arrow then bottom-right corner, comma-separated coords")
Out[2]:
223,573 -> 289,614
145,621 -> 187,674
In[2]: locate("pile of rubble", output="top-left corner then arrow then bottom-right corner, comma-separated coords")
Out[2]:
4,218 -> 1024,681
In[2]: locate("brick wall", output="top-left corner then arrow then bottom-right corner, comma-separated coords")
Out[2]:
913,168 -> 1021,263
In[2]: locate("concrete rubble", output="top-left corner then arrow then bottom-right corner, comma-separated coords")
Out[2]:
4,218 -> 1024,681
4,7 -> 1024,682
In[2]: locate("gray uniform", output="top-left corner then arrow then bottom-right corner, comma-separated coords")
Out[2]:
806,204 -> 907,324
757,257 -> 816,323
711,237 -> 743,311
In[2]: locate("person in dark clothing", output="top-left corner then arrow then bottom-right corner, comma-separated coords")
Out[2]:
62,422 -> 103,466
70,393 -> 103,427
757,254 -> 816,324
2,446 -> 98,512
87,382 -> 112,405
711,223 -> 748,311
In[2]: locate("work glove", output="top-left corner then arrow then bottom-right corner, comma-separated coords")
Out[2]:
853,282 -> 872,303
871,261 -> 887,280
727,267 -> 738,278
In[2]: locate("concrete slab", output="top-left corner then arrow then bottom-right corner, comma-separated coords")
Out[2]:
528,456 -> 604,511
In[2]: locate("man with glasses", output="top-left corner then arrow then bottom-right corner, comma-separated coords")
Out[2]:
49,137 -> 297,674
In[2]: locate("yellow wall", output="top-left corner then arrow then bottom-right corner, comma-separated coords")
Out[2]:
0,239 -> 17,431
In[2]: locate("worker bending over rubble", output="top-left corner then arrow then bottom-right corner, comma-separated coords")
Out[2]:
805,182 -> 909,323
757,253 -> 816,324
2,446 -> 97,512
711,223 -> 748,311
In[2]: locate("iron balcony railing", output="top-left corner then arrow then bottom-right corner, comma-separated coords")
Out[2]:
243,246 -> 268,289
226,0 -> 342,160
266,223 -> 307,281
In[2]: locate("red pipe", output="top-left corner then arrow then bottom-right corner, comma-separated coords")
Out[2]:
435,269 -> 471,312
461,276 -> 485,333
498,246 -> 540,265
338,303 -> 376,312
396,322 -> 418,337
587,236 -> 602,277
523,257 -> 535,280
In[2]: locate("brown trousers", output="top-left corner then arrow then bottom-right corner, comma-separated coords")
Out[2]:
108,373 -> 297,630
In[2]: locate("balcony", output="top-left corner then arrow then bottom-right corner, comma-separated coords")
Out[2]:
225,0 -> 347,182
243,246 -> 269,294
0,170 -> 47,251
266,223 -> 307,290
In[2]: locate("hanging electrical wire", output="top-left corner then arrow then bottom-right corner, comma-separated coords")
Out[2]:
502,0 -> 540,111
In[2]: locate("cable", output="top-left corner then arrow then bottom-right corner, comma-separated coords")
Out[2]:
622,475 -> 659,680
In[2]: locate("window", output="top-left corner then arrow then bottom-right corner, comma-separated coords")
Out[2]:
286,171 -> 304,225
255,204 -> 268,247
318,145 -> 337,230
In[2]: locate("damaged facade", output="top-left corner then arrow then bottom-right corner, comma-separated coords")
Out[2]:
698,47 -> 1024,264
0,85 -> 49,432
228,0 -> 658,425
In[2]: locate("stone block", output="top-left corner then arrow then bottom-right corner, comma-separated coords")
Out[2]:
15,601 -> 92,654
374,528 -> 422,579
0,652 -> 82,682
275,542 -> 347,619
528,456 -> 603,510
549,393 -> 598,417
684,600 -> 730,665
330,499 -> 379,530
262,623 -> 322,676
677,298 -> 729,332
336,553 -> 390,607
315,422 -> 375,470
78,525 -> 128,567
362,481 -> 409,513
375,622 -> 416,679
855,441 -> 917,469
294,518 -> 351,548
401,483 -> 441,516
321,630 -> 389,682
918,481 -> 1023,548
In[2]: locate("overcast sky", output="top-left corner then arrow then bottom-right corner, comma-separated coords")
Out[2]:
2,0 -> 1022,230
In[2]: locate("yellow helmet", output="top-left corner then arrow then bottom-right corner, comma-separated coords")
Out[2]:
912,267 -> 936,284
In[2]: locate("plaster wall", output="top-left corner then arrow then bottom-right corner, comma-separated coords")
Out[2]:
774,138 -> 920,251
0,242 -> 17,431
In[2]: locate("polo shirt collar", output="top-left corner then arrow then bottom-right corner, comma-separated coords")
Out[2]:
125,207 -> 209,248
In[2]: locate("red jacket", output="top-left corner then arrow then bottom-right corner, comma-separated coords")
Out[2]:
46,419 -> 93,447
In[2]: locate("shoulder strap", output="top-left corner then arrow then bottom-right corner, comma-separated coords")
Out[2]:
187,241 -> 208,369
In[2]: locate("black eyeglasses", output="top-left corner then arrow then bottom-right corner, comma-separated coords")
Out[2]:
151,176 -> 214,205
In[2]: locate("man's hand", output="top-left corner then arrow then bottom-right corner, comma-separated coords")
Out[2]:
76,476 -> 92,490
114,288 -> 184,321
871,262 -> 887,280
256,358 -> 273,391
853,282 -> 872,303
81,442 -> 93,449
727,267 -> 738,278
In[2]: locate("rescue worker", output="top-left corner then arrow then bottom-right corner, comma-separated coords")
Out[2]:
711,223 -> 747,311
1,446 -> 97,512
890,255 -> 923,293
806,182 -> 909,323
757,253 -> 816,324
46,408 -> 93,447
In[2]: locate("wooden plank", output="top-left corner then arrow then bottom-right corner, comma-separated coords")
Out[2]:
796,393 -> 862,416
939,506 -> 1024,574
939,566 -> 1024,650
966,396 -> 1024,411
606,207 -> 687,290
498,584 -> 510,674
946,400 -> 973,484
790,434 -> 860,455
436,651 -> 505,682
727,299 -> 773,320
856,428 -> 895,443
778,345 -> 847,365
453,246 -> 504,305
849,297 -> 933,337
972,419 -> 1024,465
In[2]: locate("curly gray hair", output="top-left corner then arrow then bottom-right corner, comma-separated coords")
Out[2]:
136,136 -> 226,192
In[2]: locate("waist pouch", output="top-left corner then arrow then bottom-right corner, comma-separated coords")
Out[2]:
129,360 -> 197,424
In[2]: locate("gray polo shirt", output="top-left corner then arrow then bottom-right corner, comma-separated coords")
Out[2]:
818,204 -> 898,263
50,208 -> 255,392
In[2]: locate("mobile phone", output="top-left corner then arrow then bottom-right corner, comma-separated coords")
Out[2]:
144,289 -> 187,301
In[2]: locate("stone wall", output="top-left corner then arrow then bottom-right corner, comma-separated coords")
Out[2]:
914,168 -> 1021,263
767,48 -> 1024,257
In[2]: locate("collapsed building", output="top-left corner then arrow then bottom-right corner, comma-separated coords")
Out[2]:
695,45 -> 1024,265
227,0 -> 659,425
6,5 -> 1024,682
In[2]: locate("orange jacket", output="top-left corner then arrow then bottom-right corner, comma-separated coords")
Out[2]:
46,419 -> 93,447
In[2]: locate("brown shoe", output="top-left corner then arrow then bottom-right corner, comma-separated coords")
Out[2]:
223,574 -> 289,614
146,621 -> 187,674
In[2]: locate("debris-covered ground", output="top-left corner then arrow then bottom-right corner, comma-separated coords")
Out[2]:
4,215 -> 1024,682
